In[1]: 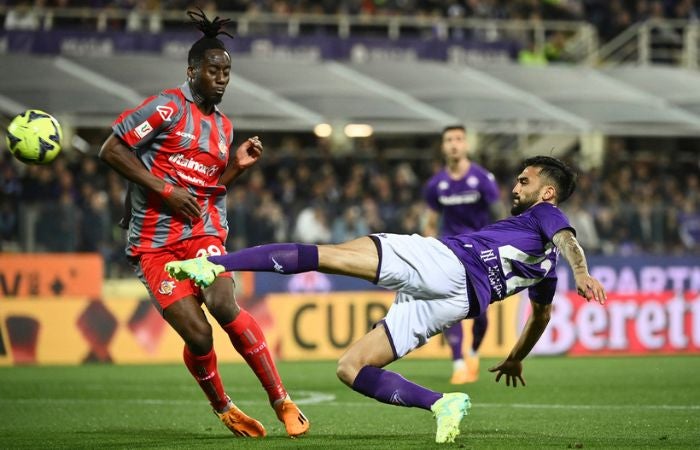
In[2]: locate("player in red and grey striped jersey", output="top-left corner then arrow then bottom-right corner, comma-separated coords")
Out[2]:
99,9 -> 308,439
111,81 -> 232,253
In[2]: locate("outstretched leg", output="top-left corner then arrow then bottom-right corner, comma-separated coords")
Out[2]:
166,237 -> 379,287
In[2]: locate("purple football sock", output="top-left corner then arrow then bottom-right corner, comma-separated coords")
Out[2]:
471,313 -> 488,353
351,366 -> 442,410
208,243 -> 319,274
444,323 -> 464,361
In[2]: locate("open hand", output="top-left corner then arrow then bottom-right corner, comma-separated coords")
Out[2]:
574,273 -> 607,305
234,136 -> 263,170
488,359 -> 525,387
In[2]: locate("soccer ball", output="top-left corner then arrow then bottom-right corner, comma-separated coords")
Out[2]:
5,109 -> 63,164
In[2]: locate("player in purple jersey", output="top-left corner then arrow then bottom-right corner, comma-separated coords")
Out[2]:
166,156 -> 607,444
423,125 -> 504,385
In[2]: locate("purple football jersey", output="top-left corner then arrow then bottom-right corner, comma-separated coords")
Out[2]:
440,202 -> 574,317
423,163 -> 500,236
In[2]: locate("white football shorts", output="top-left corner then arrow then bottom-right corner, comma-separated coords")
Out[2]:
370,233 -> 471,359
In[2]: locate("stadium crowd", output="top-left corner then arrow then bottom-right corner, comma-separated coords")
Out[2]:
1,135 -> 698,277
3,0 -> 699,44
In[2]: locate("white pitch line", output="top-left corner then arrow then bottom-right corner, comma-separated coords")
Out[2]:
0,397 -> 698,411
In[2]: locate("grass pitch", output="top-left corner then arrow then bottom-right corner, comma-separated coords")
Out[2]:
1,356 -> 699,449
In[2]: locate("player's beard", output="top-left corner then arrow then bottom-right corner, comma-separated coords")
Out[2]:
189,81 -> 224,106
511,195 -> 536,215
209,92 -> 224,105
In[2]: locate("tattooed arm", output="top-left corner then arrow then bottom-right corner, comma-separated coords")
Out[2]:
552,229 -> 607,304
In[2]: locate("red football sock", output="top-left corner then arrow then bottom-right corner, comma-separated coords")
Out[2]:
223,309 -> 287,404
183,346 -> 228,412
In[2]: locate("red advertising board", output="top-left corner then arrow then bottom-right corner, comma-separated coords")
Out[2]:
529,291 -> 700,355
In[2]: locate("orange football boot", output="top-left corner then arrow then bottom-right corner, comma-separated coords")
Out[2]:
274,399 -> 310,438
450,355 -> 480,384
215,403 -> 267,437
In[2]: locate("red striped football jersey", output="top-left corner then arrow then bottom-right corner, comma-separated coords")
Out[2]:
112,83 -> 233,256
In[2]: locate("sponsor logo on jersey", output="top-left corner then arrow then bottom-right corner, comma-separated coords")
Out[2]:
487,266 -> 504,298
175,170 -> 205,186
218,139 -> 228,159
168,153 -> 219,177
175,130 -> 196,140
157,105 -> 174,121
480,249 -> 497,262
158,280 -> 175,295
438,191 -> 481,205
134,120 -> 153,139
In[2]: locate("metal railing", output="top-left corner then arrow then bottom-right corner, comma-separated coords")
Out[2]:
1,7 -> 598,62
593,19 -> 700,67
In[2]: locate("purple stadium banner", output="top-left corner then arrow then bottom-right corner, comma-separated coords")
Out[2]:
0,30 -> 518,63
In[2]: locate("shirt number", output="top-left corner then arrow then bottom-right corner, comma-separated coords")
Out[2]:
196,245 -> 222,258
498,244 -> 553,295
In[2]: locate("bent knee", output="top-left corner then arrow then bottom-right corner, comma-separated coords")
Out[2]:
185,324 -> 214,355
336,354 -> 364,386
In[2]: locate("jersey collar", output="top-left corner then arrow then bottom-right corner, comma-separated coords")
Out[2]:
180,82 -> 221,113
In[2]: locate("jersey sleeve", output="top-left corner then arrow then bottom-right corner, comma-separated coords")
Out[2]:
423,178 -> 441,212
533,204 -> 575,241
112,93 -> 181,149
527,276 -> 557,305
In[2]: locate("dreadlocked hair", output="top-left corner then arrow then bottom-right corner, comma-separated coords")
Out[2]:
521,155 -> 578,204
187,8 -> 233,66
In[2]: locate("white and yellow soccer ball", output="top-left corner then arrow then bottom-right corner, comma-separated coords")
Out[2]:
5,109 -> 63,164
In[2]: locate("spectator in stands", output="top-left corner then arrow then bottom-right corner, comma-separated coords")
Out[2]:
372,173 -> 401,230
361,196 -> 386,234
563,195 -> 601,254
331,205 -> 369,243
4,0 -> 40,30
0,199 -> 19,250
248,191 -> 288,246
293,201 -> 332,243
35,191 -> 78,252
673,0 -> 700,20
678,198 -> 700,250
225,186 -> 250,249
518,40 -> 548,65
78,186 -> 110,253
6,130 -> 700,261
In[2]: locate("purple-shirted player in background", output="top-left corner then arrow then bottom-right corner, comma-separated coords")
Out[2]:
167,156 -> 607,444
423,125 -> 505,384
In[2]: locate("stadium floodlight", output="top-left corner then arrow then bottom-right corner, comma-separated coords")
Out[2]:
344,124 -> 373,138
314,123 -> 333,138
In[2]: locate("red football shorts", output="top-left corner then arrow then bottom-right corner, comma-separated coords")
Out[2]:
131,236 -> 234,313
